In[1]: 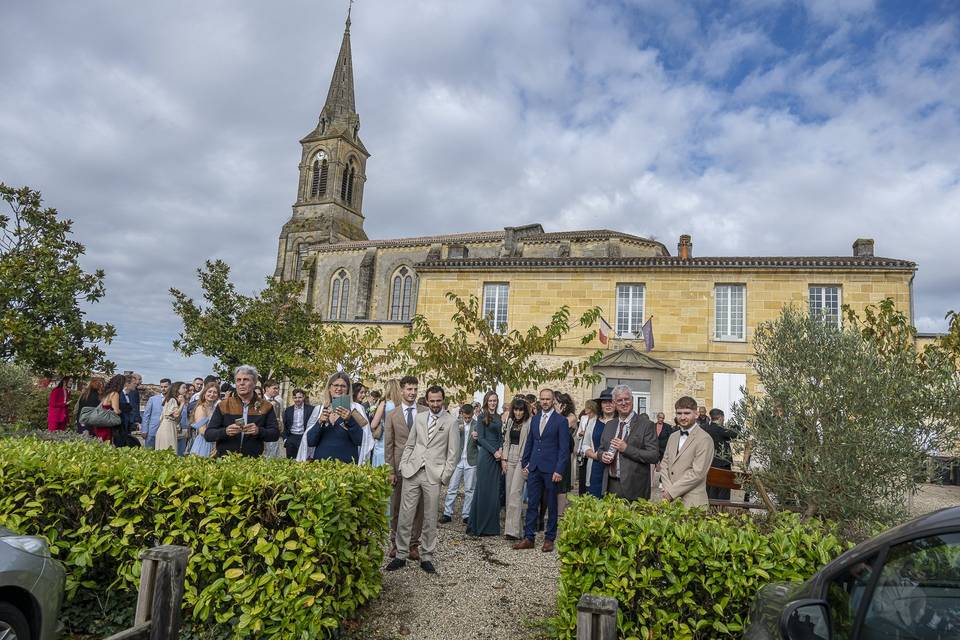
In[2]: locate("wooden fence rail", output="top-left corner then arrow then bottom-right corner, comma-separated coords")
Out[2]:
103,545 -> 190,640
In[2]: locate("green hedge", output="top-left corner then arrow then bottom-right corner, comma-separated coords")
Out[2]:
556,496 -> 848,639
0,438 -> 391,638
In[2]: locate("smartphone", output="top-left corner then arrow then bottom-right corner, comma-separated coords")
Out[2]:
234,418 -> 245,427
331,395 -> 351,413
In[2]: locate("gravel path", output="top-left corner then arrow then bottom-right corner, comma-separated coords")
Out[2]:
910,482 -> 960,516
345,518 -> 558,640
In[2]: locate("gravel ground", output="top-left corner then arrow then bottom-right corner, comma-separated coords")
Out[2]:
344,515 -> 558,640
910,482 -> 960,516
344,483 -> 960,640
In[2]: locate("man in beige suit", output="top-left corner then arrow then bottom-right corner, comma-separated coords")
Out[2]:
383,375 -> 424,559
660,396 -> 713,508
386,385 -> 459,574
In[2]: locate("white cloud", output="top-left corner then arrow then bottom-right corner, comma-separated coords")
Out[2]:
0,0 -> 957,381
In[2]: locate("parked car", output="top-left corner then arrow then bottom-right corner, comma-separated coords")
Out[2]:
0,526 -> 65,640
745,506 -> 960,639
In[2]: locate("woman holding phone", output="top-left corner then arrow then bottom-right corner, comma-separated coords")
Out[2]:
304,372 -> 366,463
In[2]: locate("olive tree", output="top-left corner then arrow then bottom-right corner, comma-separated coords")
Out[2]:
736,306 -> 960,527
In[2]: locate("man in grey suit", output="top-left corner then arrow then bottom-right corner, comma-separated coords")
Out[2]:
387,385 -> 459,574
599,384 -> 659,500
440,403 -> 477,524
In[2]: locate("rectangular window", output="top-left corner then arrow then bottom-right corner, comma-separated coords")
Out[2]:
482,283 -> 509,333
809,285 -> 842,328
714,284 -> 746,341
615,284 -> 645,338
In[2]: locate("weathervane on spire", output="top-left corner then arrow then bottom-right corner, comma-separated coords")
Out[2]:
345,0 -> 354,32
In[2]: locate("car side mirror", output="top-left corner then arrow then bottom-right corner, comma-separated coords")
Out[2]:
780,599 -> 832,640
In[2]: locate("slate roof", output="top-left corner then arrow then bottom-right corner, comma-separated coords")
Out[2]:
308,228 -> 665,253
415,256 -> 917,271
594,345 -> 673,371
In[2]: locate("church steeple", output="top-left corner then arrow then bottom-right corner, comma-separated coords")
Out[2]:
320,11 -> 356,121
275,4 -> 371,280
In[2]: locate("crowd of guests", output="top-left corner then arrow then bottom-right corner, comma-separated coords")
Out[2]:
47,367 -> 739,574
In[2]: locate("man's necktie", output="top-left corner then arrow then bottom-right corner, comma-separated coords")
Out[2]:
611,420 -> 627,479
680,430 -> 690,437
406,407 -> 413,429
427,414 -> 437,440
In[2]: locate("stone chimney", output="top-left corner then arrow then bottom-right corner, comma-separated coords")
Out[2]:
677,234 -> 693,260
853,238 -> 874,257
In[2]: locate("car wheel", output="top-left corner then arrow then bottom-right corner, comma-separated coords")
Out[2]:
0,601 -> 30,640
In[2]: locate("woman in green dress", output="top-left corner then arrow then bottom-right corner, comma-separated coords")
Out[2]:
468,391 -> 504,536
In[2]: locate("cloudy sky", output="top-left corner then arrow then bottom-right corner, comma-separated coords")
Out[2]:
1,0 -> 958,382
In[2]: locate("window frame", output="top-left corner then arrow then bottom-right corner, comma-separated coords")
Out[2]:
329,269 -> 350,321
714,283 -> 747,342
482,282 -> 510,334
615,283 -> 646,338
809,285 -> 843,329
389,266 -> 415,321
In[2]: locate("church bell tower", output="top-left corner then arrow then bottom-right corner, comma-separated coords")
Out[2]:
275,8 -> 370,279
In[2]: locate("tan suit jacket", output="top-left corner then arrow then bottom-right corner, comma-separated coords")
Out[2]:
660,424 -> 713,508
384,404 -> 425,473
399,409 -> 459,485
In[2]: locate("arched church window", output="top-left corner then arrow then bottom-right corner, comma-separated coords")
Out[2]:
311,151 -> 328,198
390,266 -> 414,321
346,166 -> 356,205
329,269 -> 350,320
340,163 -> 349,201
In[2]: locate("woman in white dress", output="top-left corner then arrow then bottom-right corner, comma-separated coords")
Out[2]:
368,379 -> 400,468
156,382 -> 187,452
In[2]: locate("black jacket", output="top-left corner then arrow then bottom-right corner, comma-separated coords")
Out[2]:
655,422 -> 674,463
205,395 -> 280,457
282,403 -> 315,439
703,420 -> 738,468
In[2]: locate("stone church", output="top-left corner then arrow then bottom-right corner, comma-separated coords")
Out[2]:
275,13 -> 918,415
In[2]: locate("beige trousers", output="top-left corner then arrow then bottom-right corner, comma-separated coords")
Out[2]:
390,476 -> 423,551
503,444 -> 525,539
397,468 -> 440,561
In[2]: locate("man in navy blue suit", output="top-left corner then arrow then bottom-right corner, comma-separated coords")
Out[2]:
513,388 -> 570,553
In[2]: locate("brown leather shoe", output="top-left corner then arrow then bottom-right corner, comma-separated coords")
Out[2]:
409,546 -> 420,561
512,538 -> 535,550
542,540 -> 555,552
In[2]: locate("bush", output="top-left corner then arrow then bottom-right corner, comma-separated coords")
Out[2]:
0,438 -> 391,639
0,361 -> 47,429
555,496 -> 848,639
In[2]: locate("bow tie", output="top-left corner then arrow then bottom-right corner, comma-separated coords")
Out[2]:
680,430 -> 690,437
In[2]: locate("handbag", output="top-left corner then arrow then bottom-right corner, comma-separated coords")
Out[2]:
78,406 -> 122,428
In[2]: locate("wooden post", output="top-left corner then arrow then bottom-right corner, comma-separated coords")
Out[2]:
102,545 -> 190,640
577,594 -> 618,640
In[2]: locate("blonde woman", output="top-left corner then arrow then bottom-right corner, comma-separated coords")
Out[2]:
298,372 -> 369,463
156,382 -> 188,452
188,382 -> 220,457
502,397 -> 532,540
369,380 -> 401,468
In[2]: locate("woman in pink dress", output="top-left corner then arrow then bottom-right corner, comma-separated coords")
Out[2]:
47,377 -> 71,431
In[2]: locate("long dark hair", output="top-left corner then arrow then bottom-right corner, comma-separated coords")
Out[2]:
481,390 -> 499,425
555,392 -> 576,418
104,374 -> 125,397
164,381 -> 185,404
509,397 -> 530,424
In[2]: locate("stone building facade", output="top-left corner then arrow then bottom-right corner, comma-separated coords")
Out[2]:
275,15 -> 918,415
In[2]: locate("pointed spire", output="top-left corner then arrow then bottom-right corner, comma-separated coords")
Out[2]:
321,2 -> 356,121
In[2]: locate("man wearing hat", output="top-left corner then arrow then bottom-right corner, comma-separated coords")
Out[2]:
583,388 -> 616,497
